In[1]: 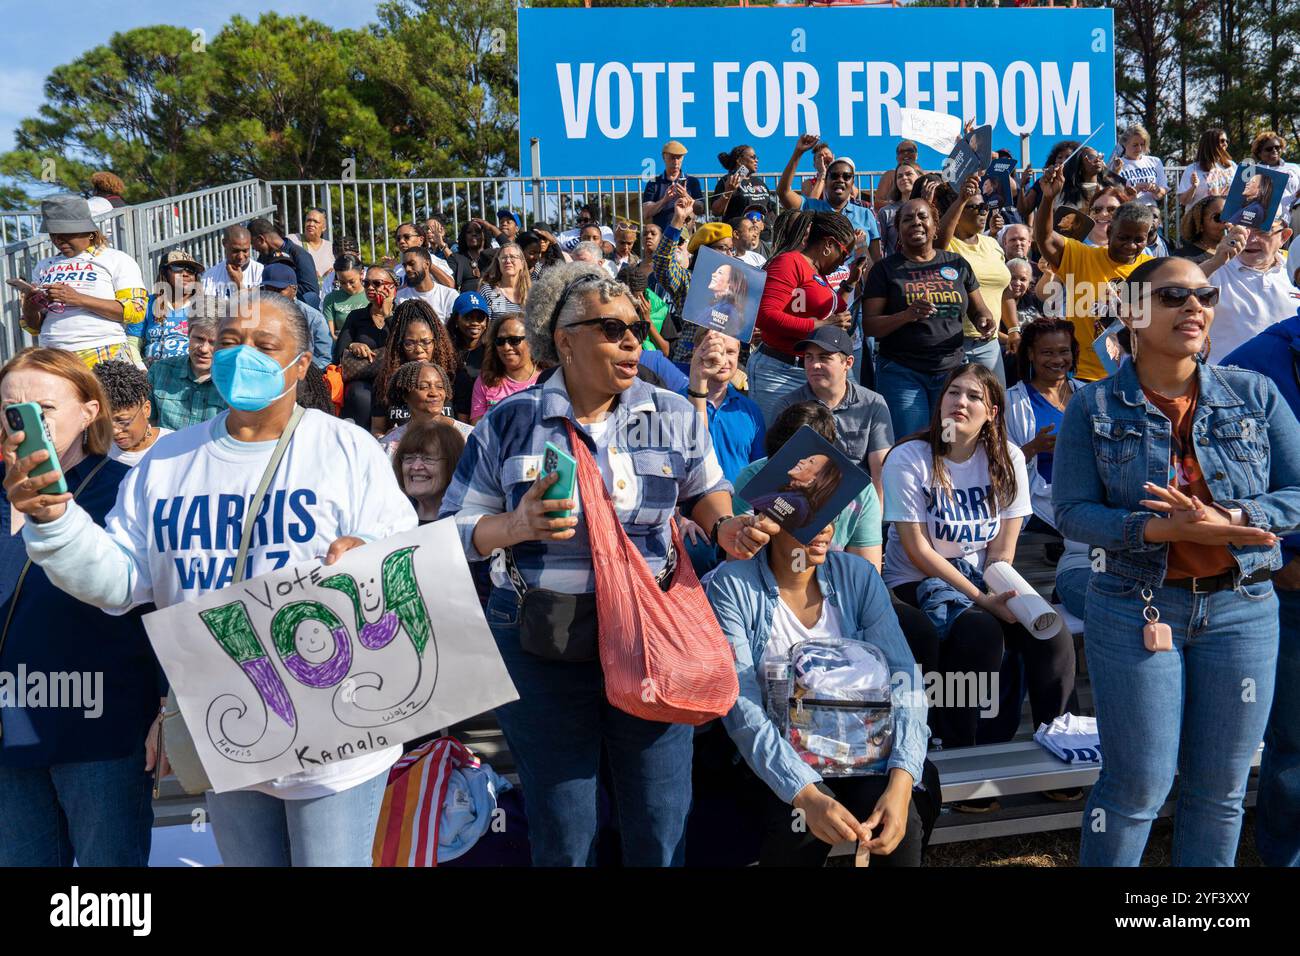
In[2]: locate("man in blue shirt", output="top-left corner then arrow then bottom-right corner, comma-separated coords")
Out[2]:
682,329 -> 765,483
777,133 -> 882,262
1222,313 -> 1300,867
248,217 -> 321,308
641,140 -> 705,230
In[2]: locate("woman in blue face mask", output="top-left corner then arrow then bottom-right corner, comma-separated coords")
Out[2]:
4,291 -> 420,868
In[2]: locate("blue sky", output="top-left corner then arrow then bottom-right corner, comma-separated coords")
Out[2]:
0,1 -> 377,152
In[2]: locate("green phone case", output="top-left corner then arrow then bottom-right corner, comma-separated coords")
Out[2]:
5,401 -> 69,495
541,441 -> 577,519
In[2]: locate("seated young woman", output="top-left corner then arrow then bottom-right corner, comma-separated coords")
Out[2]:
882,364 -> 1075,757
706,518 -> 940,867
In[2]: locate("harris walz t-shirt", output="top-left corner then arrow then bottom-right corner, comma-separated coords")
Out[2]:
881,438 -> 1032,588
863,251 -> 977,375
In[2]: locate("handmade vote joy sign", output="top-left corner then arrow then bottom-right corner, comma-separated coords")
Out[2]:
681,246 -> 765,343
737,426 -> 871,545
143,520 -> 518,793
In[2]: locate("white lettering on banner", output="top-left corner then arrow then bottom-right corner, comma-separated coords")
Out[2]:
837,62 -> 864,136
668,62 -> 696,136
632,62 -> 665,138
1041,62 -> 1089,135
1002,61 -> 1039,135
714,63 -> 740,137
784,61 -> 820,134
743,62 -> 781,137
557,62 -> 594,137
865,62 -> 903,137
596,62 -> 635,138
551,60 -> 1094,141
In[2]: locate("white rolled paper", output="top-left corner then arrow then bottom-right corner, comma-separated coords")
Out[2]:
983,561 -> 1060,640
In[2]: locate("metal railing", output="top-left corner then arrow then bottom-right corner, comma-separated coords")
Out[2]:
1,180 -> 276,361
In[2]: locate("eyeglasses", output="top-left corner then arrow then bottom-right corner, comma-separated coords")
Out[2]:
565,316 -> 650,343
110,405 -> 143,433
395,232 -> 419,241
166,265 -> 197,276
827,171 -> 854,182
402,454 -> 445,468
402,337 -> 435,351
496,335 -> 527,348
1153,286 -> 1220,308
966,203 -> 989,214
497,255 -> 524,263
364,279 -> 394,289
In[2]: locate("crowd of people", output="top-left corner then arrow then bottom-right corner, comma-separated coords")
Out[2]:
1,122 -> 1298,869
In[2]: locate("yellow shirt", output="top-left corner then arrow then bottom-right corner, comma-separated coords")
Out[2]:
1058,238 -> 1152,381
947,233 -> 1010,338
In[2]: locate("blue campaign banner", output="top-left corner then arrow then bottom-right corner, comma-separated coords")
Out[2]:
517,6 -> 1115,178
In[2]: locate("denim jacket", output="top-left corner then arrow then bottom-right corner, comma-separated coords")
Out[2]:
1053,359 -> 1300,588
705,551 -> 929,804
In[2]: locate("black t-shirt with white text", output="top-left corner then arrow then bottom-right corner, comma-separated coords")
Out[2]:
863,251 -> 978,375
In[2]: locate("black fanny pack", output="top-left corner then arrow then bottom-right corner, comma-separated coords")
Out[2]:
503,545 -> 676,663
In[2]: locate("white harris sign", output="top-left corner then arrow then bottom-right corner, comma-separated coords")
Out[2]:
144,520 -> 517,792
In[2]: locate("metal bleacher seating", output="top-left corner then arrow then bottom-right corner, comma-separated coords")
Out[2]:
153,533 -> 1261,851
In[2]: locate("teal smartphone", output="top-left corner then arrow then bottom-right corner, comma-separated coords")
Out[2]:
5,402 -> 69,495
541,441 -> 577,519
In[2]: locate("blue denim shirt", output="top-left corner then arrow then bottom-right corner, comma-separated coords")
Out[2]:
705,551 -> 928,804
1053,359 -> 1300,587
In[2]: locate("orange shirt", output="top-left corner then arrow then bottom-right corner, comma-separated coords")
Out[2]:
1142,380 -> 1236,580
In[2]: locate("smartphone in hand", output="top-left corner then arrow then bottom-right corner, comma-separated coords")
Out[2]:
541,441 -> 577,519
5,402 -> 69,495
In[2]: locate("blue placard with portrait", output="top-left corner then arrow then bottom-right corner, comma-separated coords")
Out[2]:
736,426 -> 871,545
680,246 -> 765,343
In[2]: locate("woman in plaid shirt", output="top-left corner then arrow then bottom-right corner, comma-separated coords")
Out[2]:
440,262 -> 778,866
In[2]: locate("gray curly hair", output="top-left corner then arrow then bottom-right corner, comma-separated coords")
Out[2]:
1113,201 -> 1156,232
524,261 -> 634,366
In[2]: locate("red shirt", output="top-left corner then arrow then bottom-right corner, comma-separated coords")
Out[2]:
756,252 -> 845,357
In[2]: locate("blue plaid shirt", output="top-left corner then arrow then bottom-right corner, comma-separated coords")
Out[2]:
439,369 -> 731,594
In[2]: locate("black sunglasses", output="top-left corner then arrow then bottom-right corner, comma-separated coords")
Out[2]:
1153,286 -> 1219,308
565,316 -> 650,343
495,334 -> 527,348
967,203 -> 989,214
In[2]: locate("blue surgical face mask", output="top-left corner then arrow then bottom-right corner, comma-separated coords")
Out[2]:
211,345 -> 304,412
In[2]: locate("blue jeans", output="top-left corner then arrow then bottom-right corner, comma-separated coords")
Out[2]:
1257,586 -> 1300,866
206,769 -> 387,866
0,747 -> 153,866
485,587 -> 694,866
962,335 -> 1005,386
875,357 -> 952,439
747,348 -> 808,427
1080,573 -> 1278,866
1055,567 -> 1090,621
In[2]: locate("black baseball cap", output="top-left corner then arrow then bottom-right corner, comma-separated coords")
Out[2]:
794,325 -> 854,356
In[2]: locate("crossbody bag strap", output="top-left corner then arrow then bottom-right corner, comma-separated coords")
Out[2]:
0,456 -> 112,652
233,404 -> 305,585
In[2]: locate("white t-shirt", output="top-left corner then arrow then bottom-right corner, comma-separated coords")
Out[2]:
201,258 -> 264,300
1116,155 -> 1168,206
761,599 -> 844,687
1178,161 -> 1238,204
1208,252 -> 1300,361
105,409 -> 418,798
739,249 -> 768,269
108,428 -> 173,467
395,284 -> 459,321
32,245 -> 145,351
882,439 -> 1033,588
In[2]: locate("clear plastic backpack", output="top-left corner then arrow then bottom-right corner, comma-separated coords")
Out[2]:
769,637 -> 894,778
